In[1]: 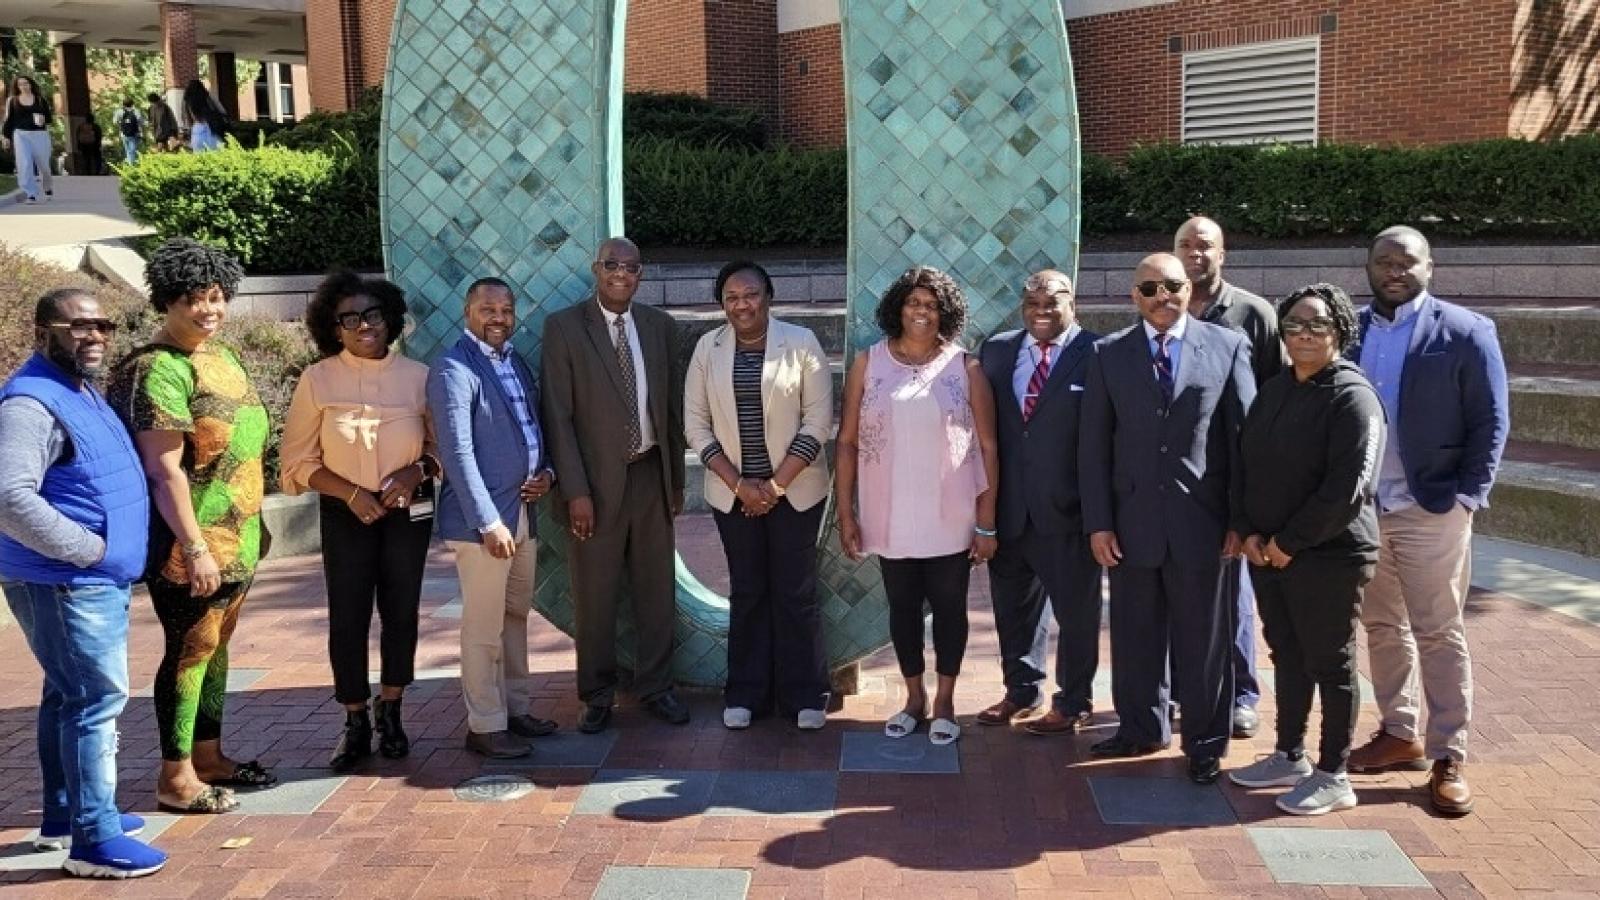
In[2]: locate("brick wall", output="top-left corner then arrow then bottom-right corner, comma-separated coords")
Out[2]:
305,0 -> 393,112
304,0 -> 349,111
625,0 -> 709,96
1067,0 -> 1516,157
1510,0 -> 1600,139
705,0 -> 779,121
160,2 -> 198,89
776,23 -> 843,148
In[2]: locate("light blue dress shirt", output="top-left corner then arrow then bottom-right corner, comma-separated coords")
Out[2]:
1142,314 -> 1188,383
1012,323 -> 1080,409
1359,292 -> 1429,513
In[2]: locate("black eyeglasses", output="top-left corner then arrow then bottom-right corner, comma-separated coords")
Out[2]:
336,307 -> 386,331
1135,279 -> 1188,298
599,259 -> 643,274
1282,316 -> 1337,336
45,318 -> 118,338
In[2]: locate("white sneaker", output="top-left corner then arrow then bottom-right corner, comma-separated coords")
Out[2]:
722,706 -> 752,729
1229,751 -> 1314,788
796,709 -> 826,730
1276,770 -> 1358,816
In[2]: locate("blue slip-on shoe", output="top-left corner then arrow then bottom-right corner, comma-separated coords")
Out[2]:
34,812 -> 146,851
62,834 -> 167,879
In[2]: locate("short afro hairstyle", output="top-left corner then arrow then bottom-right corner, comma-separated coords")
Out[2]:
34,287 -> 94,326
1277,282 -> 1360,353
713,260 -> 773,304
145,237 -> 244,313
305,270 -> 409,357
875,265 -> 967,341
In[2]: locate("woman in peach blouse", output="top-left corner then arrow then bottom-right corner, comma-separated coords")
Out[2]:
279,271 -> 438,773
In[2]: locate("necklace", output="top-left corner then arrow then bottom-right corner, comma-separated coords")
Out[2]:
735,330 -> 767,347
890,339 -> 943,368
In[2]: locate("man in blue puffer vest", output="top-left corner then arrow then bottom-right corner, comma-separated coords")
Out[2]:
0,288 -> 166,879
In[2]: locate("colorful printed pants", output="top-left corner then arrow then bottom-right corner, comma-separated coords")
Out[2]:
148,577 -> 248,761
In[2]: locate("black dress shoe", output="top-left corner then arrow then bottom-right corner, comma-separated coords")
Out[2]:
1090,735 -> 1168,758
508,713 -> 559,738
578,704 -> 613,734
644,691 -> 691,725
330,709 -> 372,773
1188,755 -> 1222,784
373,698 -> 409,759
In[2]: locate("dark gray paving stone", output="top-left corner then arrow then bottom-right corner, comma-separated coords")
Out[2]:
483,730 -> 618,769
231,768 -> 346,815
1,815 -> 177,873
593,865 -> 750,899
838,731 -> 960,774
1088,776 -> 1238,826
574,769 -> 717,818
706,771 -> 836,817
1249,826 -> 1430,887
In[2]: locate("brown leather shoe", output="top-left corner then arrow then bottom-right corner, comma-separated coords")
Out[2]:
975,697 -> 1040,726
1347,730 -> 1427,773
1025,708 -> 1092,736
1429,759 -> 1473,815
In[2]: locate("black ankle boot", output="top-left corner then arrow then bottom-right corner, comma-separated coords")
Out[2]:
330,708 -> 372,772
373,698 -> 409,759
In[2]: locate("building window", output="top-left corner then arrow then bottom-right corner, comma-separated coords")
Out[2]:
1182,36 -> 1319,145
276,64 -> 296,122
253,63 -> 272,122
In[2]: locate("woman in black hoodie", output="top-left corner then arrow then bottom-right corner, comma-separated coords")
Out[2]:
1227,283 -> 1385,817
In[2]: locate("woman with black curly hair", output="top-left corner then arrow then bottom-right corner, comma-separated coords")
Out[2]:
107,237 -> 274,814
1228,283 -> 1385,816
278,270 -> 438,772
834,265 -> 999,746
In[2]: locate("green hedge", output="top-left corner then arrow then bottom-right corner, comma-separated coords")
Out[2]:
120,137 -> 380,272
624,135 -> 846,246
1112,137 -> 1600,239
625,92 -> 767,149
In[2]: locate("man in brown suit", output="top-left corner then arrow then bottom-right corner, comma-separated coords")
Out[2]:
541,237 -> 688,732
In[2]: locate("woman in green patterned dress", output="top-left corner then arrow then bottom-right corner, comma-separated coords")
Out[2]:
108,238 -> 275,814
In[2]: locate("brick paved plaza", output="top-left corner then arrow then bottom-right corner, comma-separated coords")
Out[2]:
2,519 -> 1598,898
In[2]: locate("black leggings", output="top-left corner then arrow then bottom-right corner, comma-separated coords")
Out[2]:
879,552 -> 970,678
319,496 -> 432,704
1252,556 -> 1375,774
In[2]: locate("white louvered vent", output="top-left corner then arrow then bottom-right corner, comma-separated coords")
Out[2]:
1182,37 -> 1320,145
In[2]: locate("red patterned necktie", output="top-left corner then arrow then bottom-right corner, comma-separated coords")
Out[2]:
1023,342 -> 1052,422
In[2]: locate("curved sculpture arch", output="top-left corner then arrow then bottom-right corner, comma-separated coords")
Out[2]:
380,0 -> 1080,687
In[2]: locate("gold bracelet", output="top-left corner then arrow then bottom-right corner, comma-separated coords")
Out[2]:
347,483 -> 361,504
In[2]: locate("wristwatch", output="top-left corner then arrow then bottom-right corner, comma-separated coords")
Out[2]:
767,479 -> 786,498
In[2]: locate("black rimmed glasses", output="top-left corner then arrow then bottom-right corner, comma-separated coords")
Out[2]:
599,259 -> 643,274
1135,279 -> 1188,298
1282,316 -> 1337,337
45,318 -> 118,338
337,307 -> 386,331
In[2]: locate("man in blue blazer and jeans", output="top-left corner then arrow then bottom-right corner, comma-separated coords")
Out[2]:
1345,226 -> 1509,816
428,277 -> 561,759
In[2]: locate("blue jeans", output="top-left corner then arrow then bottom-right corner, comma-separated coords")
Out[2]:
2,580 -> 131,845
122,135 -> 139,164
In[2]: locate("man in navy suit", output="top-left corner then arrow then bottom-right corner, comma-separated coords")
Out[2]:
975,270 -> 1103,734
428,278 -> 561,759
1080,253 -> 1256,784
1345,226 -> 1508,816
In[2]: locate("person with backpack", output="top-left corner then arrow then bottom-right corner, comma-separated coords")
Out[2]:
117,99 -> 142,165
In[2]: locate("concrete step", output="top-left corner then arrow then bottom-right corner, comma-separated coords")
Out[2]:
1508,371 -> 1600,451
1477,441 -> 1600,558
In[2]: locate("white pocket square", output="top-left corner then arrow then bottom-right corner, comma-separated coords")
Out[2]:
1069,384 -> 1085,392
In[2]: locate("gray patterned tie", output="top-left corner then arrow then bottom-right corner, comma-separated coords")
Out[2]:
614,314 -> 642,455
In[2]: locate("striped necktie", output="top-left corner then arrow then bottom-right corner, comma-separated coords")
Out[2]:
1023,342 -> 1051,422
1153,333 -> 1174,404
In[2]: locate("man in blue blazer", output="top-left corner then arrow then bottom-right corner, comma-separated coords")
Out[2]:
427,277 -> 560,760
976,270 -> 1103,733
1345,226 -> 1509,816
1080,253 -> 1256,784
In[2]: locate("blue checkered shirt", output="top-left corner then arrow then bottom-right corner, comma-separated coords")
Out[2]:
467,330 -> 543,479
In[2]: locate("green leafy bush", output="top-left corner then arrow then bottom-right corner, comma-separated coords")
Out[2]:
624,135 -> 846,246
1081,151 -> 1129,236
625,92 -> 767,149
270,86 -> 382,154
119,137 -> 380,272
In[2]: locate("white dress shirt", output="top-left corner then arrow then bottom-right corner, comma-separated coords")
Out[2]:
597,300 -> 656,451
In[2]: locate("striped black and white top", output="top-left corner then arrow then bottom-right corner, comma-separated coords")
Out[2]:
699,345 -> 823,478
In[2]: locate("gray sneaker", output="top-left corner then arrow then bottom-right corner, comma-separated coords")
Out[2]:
1229,751 -> 1314,788
1276,770 -> 1357,816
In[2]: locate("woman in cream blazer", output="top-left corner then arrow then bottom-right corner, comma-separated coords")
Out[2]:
685,261 -> 834,731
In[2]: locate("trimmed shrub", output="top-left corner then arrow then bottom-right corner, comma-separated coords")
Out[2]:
625,92 -> 767,149
624,135 -> 846,246
270,86 -> 382,154
1081,151 -> 1130,236
119,137 -> 380,272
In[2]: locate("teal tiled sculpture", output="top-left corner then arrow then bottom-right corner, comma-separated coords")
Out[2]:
381,0 -> 1079,688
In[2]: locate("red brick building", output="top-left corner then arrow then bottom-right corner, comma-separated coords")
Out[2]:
304,0 -> 1597,154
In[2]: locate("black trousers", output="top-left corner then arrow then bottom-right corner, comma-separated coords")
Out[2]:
1108,557 -> 1234,759
987,525 -> 1103,713
1252,557 -> 1374,773
320,495 -> 432,704
570,448 -> 677,705
713,498 -> 828,714
879,552 -> 970,678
